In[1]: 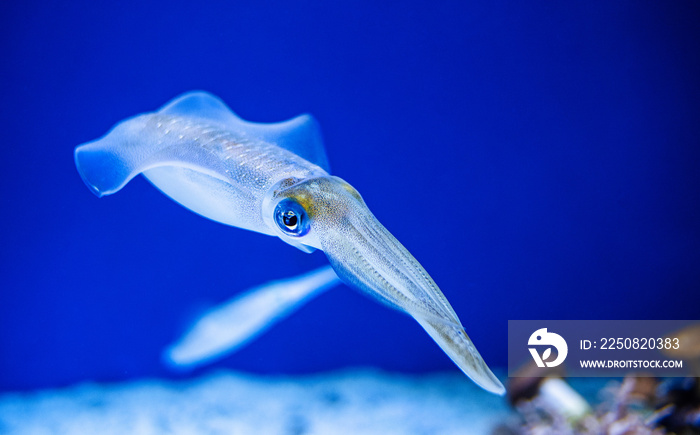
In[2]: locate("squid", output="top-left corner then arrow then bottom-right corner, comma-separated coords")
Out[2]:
164,266 -> 342,369
74,91 -> 505,395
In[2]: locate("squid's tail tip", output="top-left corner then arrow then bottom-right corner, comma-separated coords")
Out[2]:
160,347 -> 176,366
74,147 -> 103,198
73,144 -> 126,197
160,346 -> 194,372
80,176 -> 105,198
75,169 -> 105,198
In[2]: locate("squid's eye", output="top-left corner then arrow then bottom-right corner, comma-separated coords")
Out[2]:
274,199 -> 310,236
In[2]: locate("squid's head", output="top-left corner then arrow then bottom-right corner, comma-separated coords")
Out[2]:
262,175 -> 362,254
262,175 -> 505,395
263,175 -> 438,315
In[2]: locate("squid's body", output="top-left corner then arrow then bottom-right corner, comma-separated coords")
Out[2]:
74,91 -> 504,395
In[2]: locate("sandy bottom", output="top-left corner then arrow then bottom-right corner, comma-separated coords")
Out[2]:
0,369 -> 516,435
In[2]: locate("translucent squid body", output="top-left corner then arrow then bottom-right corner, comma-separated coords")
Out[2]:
74,91 -> 505,395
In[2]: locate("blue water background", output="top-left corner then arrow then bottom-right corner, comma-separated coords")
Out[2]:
1,1 -> 698,391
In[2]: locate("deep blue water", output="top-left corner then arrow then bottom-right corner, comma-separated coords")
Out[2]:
1,1 -> 698,391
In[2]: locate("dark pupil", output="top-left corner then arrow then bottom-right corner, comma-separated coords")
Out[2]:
283,212 -> 298,228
